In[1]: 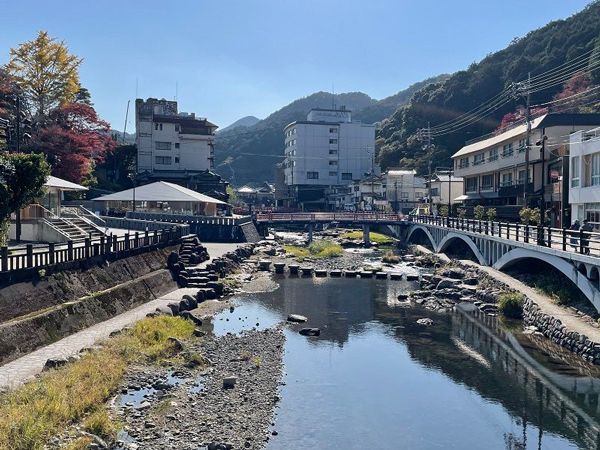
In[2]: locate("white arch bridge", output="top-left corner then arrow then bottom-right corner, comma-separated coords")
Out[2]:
405,216 -> 600,313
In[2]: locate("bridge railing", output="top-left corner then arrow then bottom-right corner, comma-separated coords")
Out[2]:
255,212 -> 405,222
411,215 -> 600,258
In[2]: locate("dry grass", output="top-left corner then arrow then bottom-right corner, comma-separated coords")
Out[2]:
340,231 -> 394,244
0,316 -> 196,450
284,240 -> 343,261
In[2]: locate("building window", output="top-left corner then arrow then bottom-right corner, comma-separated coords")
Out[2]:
329,171 -> 337,177
175,143 -> 180,149
175,125 -> 180,132
401,192 -> 409,199
329,128 -> 337,133
342,173 -> 353,180
431,187 -> 439,196
488,148 -> 498,162
155,123 -> 158,130
593,154 -> 600,186
518,170 -> 526,185
175,157 -> 180,163
307,171 -> 319,179
155,156 -> 172,165
329,149 -> 338,155
459,157 -> 469,169
481,174 -> 493,190
518,139 -> 526,152
502,143 -> 513,157
572,156 -> 580,187
501,173 -> 513,187
474,153 -> 485,166
329,160 -> 338,166
155,141 -> 172,151
466,177 -> 478,192
329,139 -> 338,144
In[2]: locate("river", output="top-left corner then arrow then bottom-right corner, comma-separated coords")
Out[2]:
207,276 -> 600,450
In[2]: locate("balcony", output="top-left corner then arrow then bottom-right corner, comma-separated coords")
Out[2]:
501,150 -> 514,158
473,159 -> 485,166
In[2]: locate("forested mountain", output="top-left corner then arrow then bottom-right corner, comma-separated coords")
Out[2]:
215,78 -> 446,184
377,1 -> 600,174
218,115 -> 260,133
353,74 -> 450,124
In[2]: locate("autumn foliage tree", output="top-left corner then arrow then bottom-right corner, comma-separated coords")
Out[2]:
31,103 -> 114,184
6,31 -> 82,119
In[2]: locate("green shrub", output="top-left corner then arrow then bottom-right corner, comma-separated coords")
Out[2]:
498,292 -> 525,319
474,205 -> 485,220
457,208 -> 467,219
382,250 -> 400,263
438,205 -> 449,217
486,208 -> 497,221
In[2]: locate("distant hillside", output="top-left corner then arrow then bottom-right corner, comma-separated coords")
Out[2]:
214,91 -> 376,184
111,130 -> 136,145
377,1 -> 600,174
353,75 -> 450,124
218,115 -> 260,133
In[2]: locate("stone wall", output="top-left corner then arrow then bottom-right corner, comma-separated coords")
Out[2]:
523,298 -> 600,365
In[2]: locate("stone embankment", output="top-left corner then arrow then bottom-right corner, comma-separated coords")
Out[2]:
523,299 -> 600,364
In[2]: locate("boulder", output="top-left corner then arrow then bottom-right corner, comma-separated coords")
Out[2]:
43,357 -> 69,371
443,268 -> 466,279
416,318 -> 434,326
436,279 -> 457,290
182,294 -> 198,310
287,314 -> 308,323
166,302 -> 180,315
299,328 -> 321,336
223,375 -> 237,389
180,311 -> 203,326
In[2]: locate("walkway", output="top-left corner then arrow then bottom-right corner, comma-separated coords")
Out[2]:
460,260 -> 600,343
0,242 -> 239,390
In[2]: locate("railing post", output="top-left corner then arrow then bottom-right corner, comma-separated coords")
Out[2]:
84,238 -> 91,258
547,227 -> 552,247
100,236 -> 105,255
525,225 -> 529,244
134,232 -> 140,249
580,229 -> 584,254
498,222 -> 502,238
562,227 -> 567,251
485,221 -> 488,235
1,246 -> 8,272
144,230 -> 149,246
112,235 -> 117,252
491,222 -> 495,236
26,244 -> 33,268
153,230 -> 158,245
125,233 -> 131,250
49,243 -> 55,265
516,224 -> 519,241
68,240 -> 74,261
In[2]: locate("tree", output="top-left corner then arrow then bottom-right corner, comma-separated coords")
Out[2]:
0,153 -> 50,245
473,205 -> 485,220
74,87 -> 93,106
6,31 -> 82,118
486,208 -> 497,221
30,103 -> 114,184
95,143 -> 136,190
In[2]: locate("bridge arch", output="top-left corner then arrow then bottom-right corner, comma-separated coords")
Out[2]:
406,225 -> 436,250
437,232 -> 487,265
493,247 -> 600,312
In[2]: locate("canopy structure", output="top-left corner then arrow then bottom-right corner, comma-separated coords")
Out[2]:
45,176 -> 88,192
93,181 -> 229,216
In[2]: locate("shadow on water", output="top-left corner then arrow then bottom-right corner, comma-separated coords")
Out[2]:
212,277 -> 600,450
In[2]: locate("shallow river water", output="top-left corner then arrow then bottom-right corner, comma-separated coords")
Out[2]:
208,276 -> 600,450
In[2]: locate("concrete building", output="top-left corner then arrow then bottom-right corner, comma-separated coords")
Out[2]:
569,127 -> 600,227
350,174 -> 388,211
386,169 -> 426,213
452,113 -> 600,223
426,173 -> 464,212
135,98 -> 228,201
283,107 -> 376,210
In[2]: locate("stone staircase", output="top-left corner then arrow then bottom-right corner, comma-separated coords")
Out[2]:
47,217 -> 106,241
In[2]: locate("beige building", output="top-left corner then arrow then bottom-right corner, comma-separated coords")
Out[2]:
452,113 -> 600,222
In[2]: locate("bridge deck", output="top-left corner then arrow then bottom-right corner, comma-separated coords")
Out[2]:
255,212 -> 405,225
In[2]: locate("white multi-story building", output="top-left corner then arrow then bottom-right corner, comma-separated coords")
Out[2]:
569,127 -> 600,226
386,169 -> 427,213
136,98 -> 217,174
452,113 -> 600,224
283,107 -> 376,209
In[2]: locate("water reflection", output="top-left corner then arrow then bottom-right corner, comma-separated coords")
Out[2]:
219,277 -> 600,449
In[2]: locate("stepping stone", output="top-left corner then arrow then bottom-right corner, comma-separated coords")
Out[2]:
287,314 -> 308,323
288,265 -> 299,275
315,269 -> 327,277
300,267 -> 313,276
299,328 -> 320,336
273,262 -> 286,274
375,272 -> 388,279
330,270 -> 342,277
360,271 -> 373,278
258,260 -> 272,271
344,270 -> 358,278
390,273 -> 403,280
406,274 -> 419,281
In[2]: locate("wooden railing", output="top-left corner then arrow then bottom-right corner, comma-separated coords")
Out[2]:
411,215 -> 600,258
1,225 -> 189,273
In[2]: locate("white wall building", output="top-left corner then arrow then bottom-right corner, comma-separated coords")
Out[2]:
136,98 -> 217,174
385,169 -> 426,212
569,127 -> 600,226
427,174 -> 464,207
283,108 -> 375,209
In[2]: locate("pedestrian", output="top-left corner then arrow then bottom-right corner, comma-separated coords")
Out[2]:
570,219 -> 580,249
581,219 -> 594,255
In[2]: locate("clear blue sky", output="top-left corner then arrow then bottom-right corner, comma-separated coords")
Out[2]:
0,0 -> 593,130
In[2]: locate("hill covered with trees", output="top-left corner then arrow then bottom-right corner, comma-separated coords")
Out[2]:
376,1 -> 600,174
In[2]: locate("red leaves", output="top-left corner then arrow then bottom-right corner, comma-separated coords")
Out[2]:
31,103 -> 115,184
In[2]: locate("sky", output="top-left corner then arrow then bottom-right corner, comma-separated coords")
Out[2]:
0,0 -> 593,131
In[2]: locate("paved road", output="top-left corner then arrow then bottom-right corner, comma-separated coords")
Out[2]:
0,242 -> 240,390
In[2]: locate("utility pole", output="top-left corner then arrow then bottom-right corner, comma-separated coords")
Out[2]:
15,95 -> 21,153
524,73 -> 531,207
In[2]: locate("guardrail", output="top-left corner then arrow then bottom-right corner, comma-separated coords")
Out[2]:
125,211 -> 250,226
1,226 -> 187,273
255,212 -> 405,223
411,215 -> 600,258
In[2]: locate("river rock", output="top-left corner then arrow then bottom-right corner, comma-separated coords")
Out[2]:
43,357 -> 69,371
443,268 -> 466,279
223,376 -> 237,389
436,279 -> 457,289
287,314 -> 308,323
180,311 -> 203,326
416,318 -> 434,326
299,328 -> 321,336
